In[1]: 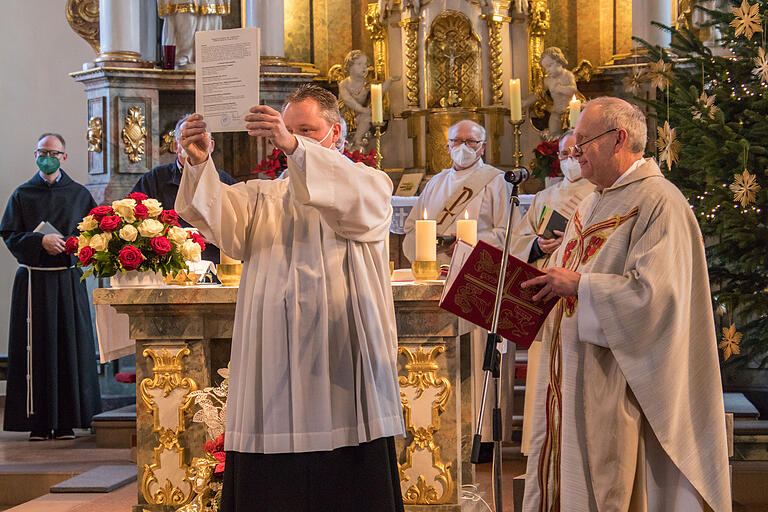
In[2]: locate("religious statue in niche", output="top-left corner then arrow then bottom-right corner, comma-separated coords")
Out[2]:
157,0 -> 231,69
525,47 -> 589,138
334,50 -> 399,151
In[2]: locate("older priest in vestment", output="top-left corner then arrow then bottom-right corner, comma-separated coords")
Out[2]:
176,85 -> 404,512
521,97 -> 730,511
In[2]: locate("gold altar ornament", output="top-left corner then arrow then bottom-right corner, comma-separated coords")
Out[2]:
139,346 -> 199,506
365,3 -> 389,82
399,16 -> 422,108
527,0 -> 550,94
483,13 -> 511,106
397,345 -> 454,504
87,116 -> 103,153
412,260 -> 439,281
217,263 -> 242,287
158,1 -> 230,16
66,0 -> 100,54
122,106 -> 147,163
161,129 -> 176,154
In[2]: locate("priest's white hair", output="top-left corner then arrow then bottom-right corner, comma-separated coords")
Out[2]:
448,120 -> 486,141
559,129 -> 574,151
583,97 -> 647,153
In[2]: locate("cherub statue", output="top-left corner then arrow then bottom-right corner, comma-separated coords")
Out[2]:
158,0 -> 230,69
337,50 -> 400,151
524,47 -> 579,137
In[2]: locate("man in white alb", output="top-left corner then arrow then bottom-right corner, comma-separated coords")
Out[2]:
521,97 -> 730,511
177,84 -> 404,512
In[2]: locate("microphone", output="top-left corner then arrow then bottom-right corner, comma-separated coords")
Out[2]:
504,167 -> 529,185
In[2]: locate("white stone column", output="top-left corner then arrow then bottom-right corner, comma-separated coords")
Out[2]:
244,0 -> 285,59
96,0 -> 142,63
633,0 -> 672,48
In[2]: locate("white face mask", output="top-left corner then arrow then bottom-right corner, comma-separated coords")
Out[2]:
560,157 -> 582,181
306,124 -> 336,149
450,144 -> 480,168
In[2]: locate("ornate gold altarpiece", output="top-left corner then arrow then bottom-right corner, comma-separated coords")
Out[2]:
94,283 -> 475,511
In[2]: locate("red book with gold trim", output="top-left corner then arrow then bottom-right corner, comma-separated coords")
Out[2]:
439,240 -> 559,348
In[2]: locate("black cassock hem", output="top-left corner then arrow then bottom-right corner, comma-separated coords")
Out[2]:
221,436 -> 405,512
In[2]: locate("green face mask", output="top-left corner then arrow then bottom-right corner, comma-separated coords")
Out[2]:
36,155 -> 60,175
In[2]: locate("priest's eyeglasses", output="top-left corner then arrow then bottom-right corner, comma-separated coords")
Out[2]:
36,149 -> 65,157
570,128 -> 618,157
448,138 -> 485,149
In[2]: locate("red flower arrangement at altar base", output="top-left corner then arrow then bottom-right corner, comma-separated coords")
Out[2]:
253,147 -> 379,179
530,139 -> 562,182
65,192 -> 205,279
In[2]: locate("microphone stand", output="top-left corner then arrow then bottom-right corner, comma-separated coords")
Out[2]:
470,118 -> 527,512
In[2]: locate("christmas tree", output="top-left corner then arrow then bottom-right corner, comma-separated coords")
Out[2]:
634,0 -> 767,368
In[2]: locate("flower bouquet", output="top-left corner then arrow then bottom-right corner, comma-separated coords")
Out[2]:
530,139 -> 562,182
65,192 -> 205,279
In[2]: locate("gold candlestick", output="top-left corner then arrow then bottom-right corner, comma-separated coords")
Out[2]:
372,122 -> 384,169
509,119 -> 524,168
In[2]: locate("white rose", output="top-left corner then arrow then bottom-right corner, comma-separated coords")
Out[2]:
78,234 -> 91,250
112,198 -> 137,222
167,226 -> 188,245
143,198 -> 163,217
181,240 -> 202,262
77,215 -> 98,232
119,224 -> 138,242
138,219 -> 164,238
89,232 -> 112,252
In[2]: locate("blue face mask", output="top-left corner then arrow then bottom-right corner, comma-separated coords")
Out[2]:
36,155 -> 60,175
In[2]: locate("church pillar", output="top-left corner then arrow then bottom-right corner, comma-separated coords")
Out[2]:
244,0 -> 286,62
95,0 -> 142,66
633,0 -> 673,48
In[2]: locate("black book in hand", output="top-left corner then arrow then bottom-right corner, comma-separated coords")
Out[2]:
536,207 -> 568,240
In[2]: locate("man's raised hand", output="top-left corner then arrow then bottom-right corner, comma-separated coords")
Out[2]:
244,105 -> 298,155
180,114 -> 211,166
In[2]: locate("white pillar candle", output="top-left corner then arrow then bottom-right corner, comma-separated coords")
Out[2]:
456,210 -> 477,246
244,0 -> 285,57
569,95 -> 582,128
98,0 -> 141,57
415,209 -> 436,261
371,84 -> 383,124
220,251 -> 241,265
509,79 -> 522,122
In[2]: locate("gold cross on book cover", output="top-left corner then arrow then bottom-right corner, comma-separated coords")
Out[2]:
439,241 -> 559,348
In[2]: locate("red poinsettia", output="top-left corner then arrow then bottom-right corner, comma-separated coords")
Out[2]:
202,433 -> 226,476
343,148 -> 378,168
531,139 -> 563,180
253,148 -> 288,179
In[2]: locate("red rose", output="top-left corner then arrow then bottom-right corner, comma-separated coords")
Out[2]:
159,209 -> 180,226
134,204 -> 149,220
89,205 -> 114,220
65,236 -> 78,255
149,236 -> 172,256
118,245 -> 144,270
191,232 -> 206,252
127,192 -> 148,203
78,246 -> 95,265
99,215 -> 121,232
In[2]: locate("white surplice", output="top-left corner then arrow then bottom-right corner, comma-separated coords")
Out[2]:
402,159 -> 520,265
176,137 -> 405,454
523,159 -> 730,512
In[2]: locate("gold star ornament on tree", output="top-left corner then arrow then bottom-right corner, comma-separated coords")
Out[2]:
731,0 -> 763,39
719,323 -> 742,361
622,67 -> 646,95
692,92 -> 719,120
656,121 -> 680,169
754,47 -> 768,82
647,59 -> 670,91
729,169 -> 761,206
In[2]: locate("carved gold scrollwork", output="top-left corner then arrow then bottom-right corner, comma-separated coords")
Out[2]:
397,346 -> 454,505
399,17 -> 421,108
527,0 -> 550,95
365,3 -> 389,82
175,458 -> 221,512
65,0 -> 100,54
161,129 -> 176,154
140,346 -> 199,506
426,11 -> 482,109
87,117 -> 103,153
484,14 -> 511,106
122,106 -> 147,163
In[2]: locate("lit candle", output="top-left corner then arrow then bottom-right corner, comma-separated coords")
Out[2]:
415,208 -> 436,261
220,251 -> 240,265
371,83 -> 383,124
509,79 -> 522,122
456,210 -> 477,247
569,95 -> 582,128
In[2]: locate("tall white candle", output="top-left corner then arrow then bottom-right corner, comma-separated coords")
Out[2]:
509,79 -> 522,122
569,95 -> 582,128
371,84 -> 383,124
456,210 -> 477,246
415,209 -> 436,261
